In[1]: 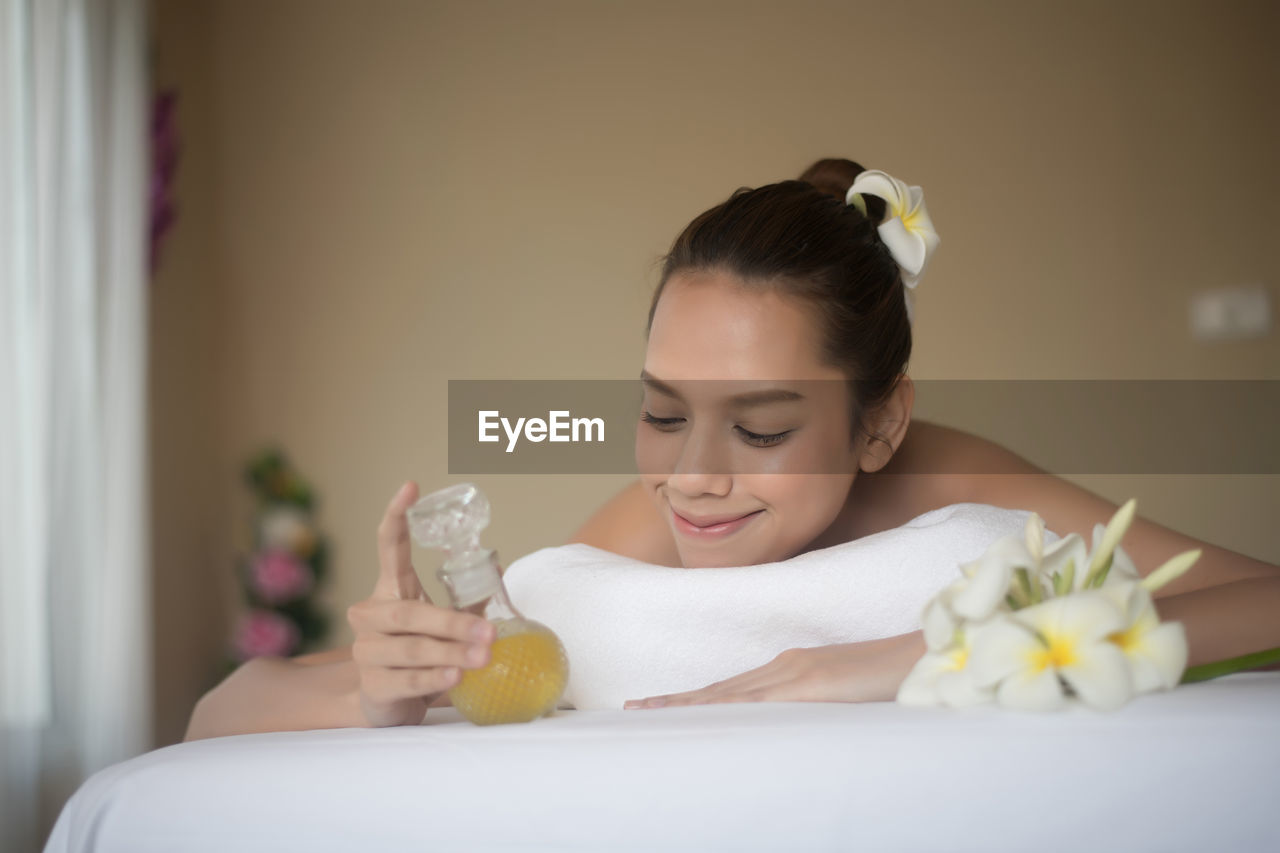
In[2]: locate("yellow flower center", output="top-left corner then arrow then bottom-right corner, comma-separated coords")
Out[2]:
1108,625 -> 1140,652
948,647 -> 969,670
1028,636 -> 1077,673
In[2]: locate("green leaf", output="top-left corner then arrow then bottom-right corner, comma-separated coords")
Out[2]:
1180,646 -> 1280,684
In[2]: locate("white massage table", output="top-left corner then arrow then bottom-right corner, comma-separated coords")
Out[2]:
45,672 -> 1280,852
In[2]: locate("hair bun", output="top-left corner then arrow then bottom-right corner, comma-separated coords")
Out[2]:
798,157 -> 886,220
798,158 -> 866,199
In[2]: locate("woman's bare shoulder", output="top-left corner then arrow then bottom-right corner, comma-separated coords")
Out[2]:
842,419 -> 1046,535
886,419 -> 1045,480
567,480 -> 681,566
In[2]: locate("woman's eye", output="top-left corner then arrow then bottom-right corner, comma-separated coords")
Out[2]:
640,411 -> 684,430
640,412 -> 791,447
735,426 -> 792,447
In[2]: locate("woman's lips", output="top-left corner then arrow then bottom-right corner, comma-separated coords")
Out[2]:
670,507 -> 764,539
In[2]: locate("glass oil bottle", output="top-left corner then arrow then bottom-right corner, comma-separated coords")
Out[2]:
406,482 -> 569,725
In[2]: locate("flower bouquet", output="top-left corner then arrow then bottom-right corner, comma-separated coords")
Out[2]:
897,499 -> 1203,711
223,449 -> 332,676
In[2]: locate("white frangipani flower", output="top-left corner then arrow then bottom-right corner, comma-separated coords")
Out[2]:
950,512 -> 1082,618
898,498 -> 1200,713
951,536 -> 1025,620
846,169 -> 940,292
968,591 -> 1133,711
1098,581 -> 1190,693
897,625 -> 994,708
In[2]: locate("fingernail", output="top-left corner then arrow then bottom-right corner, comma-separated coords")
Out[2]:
471,622 -> 492,641
468,644 -> 487,664
645,698 -> 666,708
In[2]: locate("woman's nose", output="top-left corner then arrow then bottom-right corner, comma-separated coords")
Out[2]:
667,427 -> 732,497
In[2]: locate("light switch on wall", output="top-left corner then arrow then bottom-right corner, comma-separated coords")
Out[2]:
1189,284 -> 1272,341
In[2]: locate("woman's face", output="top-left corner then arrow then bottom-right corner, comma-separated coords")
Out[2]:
637,268 -> 869,568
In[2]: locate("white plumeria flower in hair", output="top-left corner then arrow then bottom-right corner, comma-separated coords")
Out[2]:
847,170 -> 940,325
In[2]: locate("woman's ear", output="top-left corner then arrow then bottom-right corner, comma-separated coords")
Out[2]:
858,374 -> 914,473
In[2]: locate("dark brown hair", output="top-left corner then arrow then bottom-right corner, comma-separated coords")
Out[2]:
645,157 -> 911,448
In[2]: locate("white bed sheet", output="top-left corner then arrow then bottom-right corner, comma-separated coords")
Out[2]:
45,673 -> 1280,852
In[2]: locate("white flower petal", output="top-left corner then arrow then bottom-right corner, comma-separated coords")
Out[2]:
937,668 -> 993,708
1014,589 -> 1127,646
1058,640 -> 1133,711
921,589 -> 960,652
967,617 -> 1041,688
876,218 -> 928,276
1126,620 -> 1188,692
996,665 -> 1066,711
1095,578 -> 1142,617
1041,532 -> 1087,579
847,170 -> 908,217
953,536 -> 1029,619
1109,544 -> 1141,583
901,197 -> 940,255
896,651 -> 955,706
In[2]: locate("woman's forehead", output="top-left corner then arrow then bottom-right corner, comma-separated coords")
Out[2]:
645,270 -> 843,382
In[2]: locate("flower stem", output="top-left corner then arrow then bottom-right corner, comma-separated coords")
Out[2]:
1180,646 -> 1280,684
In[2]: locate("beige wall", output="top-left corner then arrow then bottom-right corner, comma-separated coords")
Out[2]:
150,0 -> 1279,746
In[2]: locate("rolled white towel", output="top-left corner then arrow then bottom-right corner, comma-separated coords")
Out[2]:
502,502 -> 1049,710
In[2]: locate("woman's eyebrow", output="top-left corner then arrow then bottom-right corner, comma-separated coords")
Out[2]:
639,371 -> 806,407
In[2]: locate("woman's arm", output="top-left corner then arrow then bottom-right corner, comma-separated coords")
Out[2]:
948,428 -> 1280,668
184,648 -> 453,741
183,656 -> 366,741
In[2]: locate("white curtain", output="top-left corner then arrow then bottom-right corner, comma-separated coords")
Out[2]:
0,0 -> 150,850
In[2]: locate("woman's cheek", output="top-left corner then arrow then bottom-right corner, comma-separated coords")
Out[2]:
635,428 -> 678,478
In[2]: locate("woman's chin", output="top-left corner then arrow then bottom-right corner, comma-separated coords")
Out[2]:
674,540 -> 765,569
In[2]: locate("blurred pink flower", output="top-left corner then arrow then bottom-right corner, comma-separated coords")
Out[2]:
250,548 -> 315,604
233,609 -> 300,660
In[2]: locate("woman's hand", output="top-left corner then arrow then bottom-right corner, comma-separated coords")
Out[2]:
622,631 -> 927,710
346,481 -> 495,727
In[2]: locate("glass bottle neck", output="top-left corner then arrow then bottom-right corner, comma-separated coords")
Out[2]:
438,548 -> 521,621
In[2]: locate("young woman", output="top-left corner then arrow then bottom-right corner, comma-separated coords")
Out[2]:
184,159 -> 1280,740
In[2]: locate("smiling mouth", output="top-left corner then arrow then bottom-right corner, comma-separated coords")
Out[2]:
670,507 -> 764,538
674,510 -> 761,528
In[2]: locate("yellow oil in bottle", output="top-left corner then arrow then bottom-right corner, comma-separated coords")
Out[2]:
448,617 -> 570,726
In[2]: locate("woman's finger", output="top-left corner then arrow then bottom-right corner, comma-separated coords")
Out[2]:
360,664 -> 462,706
347,598 -> 493,644
624,653 -> 794,708
373,481 -> 423,601
352,632 -> 490,670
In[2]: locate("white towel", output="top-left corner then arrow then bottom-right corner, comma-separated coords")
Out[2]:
502,502 -> 1048,710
